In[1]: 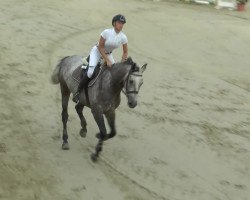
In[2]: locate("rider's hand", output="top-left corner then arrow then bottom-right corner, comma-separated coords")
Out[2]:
121,56 -> 127,62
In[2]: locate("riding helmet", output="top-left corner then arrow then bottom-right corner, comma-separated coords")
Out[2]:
112,14 -> 126,25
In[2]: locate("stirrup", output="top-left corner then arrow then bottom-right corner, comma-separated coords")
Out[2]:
72,91 -> 80,103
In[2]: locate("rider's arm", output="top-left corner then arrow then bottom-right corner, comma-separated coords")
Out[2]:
121,43 -> 128,62
98,36 -> 112,67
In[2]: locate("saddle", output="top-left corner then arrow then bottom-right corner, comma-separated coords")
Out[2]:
72,56 -> 103,86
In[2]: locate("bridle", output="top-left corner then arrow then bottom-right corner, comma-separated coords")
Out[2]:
122,70 -> 142,96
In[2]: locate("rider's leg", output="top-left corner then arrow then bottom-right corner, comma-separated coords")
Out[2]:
77,70 -> 90,91
73,46 -> 101,103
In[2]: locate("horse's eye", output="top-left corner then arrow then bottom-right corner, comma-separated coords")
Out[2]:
129,80 -> 134,84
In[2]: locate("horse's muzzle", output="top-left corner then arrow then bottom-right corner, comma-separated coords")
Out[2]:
128,101 -> 137,108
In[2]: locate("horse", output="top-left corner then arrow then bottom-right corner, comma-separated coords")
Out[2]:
51,55 -> 147,161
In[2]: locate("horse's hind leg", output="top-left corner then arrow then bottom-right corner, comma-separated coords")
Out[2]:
75,102 -> 87,138
60,83 -> 70,150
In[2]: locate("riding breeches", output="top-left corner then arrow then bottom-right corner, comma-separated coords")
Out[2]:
87,45 -> 115,78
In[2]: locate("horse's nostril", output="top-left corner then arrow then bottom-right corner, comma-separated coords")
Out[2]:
128,101 -> 137,108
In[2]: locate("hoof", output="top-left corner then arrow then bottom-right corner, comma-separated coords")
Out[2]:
91,153 -> 98,162
62,142 -> 70,150
79,128 -> 87,138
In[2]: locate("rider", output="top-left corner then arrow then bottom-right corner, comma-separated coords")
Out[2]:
73,14 -> 128,103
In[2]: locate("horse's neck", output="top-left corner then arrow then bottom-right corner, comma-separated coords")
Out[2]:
111,64 -> 130,91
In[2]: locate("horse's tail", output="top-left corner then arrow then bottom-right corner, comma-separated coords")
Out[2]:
51,56 -> 69,84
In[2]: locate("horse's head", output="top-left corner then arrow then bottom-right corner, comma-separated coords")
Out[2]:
124,59 -> 147,108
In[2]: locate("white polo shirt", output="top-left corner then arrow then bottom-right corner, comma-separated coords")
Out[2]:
99,28 -> 128,54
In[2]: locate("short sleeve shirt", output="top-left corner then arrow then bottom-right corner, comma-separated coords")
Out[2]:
99,28 -> 128,53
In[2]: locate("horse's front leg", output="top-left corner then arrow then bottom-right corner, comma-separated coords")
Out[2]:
75,102 -> 87,138
105,110 -> 116,139
91,106 -> 107,161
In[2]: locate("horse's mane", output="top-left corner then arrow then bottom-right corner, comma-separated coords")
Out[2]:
109,57 -> 139,73
124,57 -> 134,65
123,57 -> 140,72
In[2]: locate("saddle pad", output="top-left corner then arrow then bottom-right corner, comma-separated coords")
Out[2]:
72,65 -> 83,83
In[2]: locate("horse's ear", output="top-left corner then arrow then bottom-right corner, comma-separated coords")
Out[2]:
141,63 -> 147,73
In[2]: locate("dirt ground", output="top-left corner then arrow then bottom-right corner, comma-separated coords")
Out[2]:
0,0 -> 250,199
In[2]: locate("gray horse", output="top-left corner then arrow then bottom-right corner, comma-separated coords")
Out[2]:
51,55 -> 147,161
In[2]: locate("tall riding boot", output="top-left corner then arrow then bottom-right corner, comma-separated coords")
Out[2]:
72,71 -> 91,103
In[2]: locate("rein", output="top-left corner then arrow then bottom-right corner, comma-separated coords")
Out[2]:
88,66 -> 104,87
